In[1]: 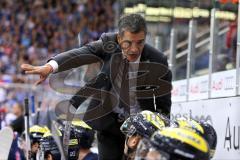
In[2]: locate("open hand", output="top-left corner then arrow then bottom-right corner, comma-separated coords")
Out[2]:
21,64 -> 53,85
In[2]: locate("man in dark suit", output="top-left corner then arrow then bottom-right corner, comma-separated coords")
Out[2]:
21,14 -> 172,160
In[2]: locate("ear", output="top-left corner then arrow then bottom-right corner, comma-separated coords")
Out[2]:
132,136 -> 141,146
117,33 -> 121,44
132,138 -> 138,146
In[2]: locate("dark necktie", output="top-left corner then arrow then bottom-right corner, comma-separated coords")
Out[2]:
119,58 -> 130,115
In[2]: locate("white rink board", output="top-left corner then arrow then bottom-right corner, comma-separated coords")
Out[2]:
188,75 -> 208,101
210,69 -> 236,98
171,97 -> 240,160
172,69 -> 238,102
171,79 -> 187,102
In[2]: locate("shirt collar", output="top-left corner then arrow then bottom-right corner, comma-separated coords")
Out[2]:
134,55 -> 141,63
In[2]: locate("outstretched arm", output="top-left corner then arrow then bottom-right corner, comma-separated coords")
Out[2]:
21,40 -> 104,85
50,40 -> 103,72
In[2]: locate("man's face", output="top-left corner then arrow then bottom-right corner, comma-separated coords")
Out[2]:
118,31 -> 145,62
12,103 -> 22,116
31,142 -> 39,153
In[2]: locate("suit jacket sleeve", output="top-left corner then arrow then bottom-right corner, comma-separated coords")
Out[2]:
50,40 -> 104,72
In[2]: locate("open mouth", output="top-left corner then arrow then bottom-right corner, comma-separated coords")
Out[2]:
128,54 -> 139,59
127,54 -> 139,58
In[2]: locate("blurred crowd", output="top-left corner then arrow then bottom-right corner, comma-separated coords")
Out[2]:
0,0 -> 116,77
0,1 -> 117,158
0,0 -> 117,129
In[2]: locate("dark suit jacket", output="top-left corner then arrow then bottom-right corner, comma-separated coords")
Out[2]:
51,33 -> 172,131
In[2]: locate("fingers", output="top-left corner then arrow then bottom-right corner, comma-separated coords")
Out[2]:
21,64 -> 40,74
21,64 -> 35,71
25,70 -> 39,74
34,76 -> 46,85
21,63 -> 50,85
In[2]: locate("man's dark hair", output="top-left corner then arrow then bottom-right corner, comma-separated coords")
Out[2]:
118,14 -> 147,36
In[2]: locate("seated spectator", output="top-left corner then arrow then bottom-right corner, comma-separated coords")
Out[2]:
0,0 -> 116,76
10,102 -> 24,135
